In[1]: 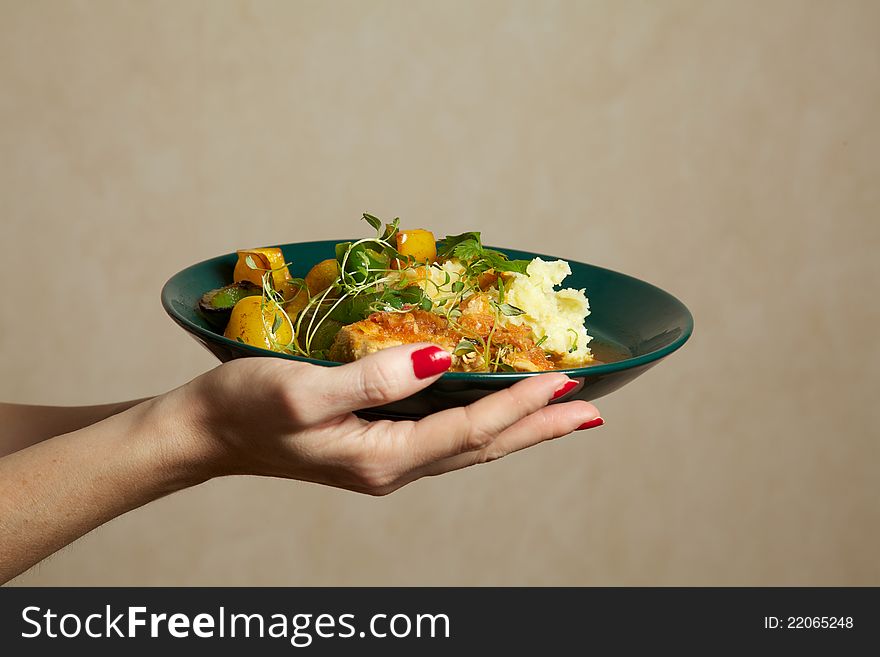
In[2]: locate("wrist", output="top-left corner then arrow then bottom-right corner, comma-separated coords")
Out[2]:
140,386 -> 224,488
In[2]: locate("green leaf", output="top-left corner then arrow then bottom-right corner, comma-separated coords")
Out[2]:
437,231 -> 482,259
381,243 -> 403,263
335,241 -> 352,264
419,297 -> 433,311
481,248 -> 529,274
245,255 -> 258,270
497,276 -> 505,303
381,217 -> 401,243
491,258 -> 530,274
271,313 -> 283,334
339,243 -> 390,287
235,336 -> 246,344
453,339 -> 477,355
451,281 -> 465,293
308,318 -> 345,352
497,302 -> 525,317
328,293 -> 382,324
466,258 -> 494,277
452,239 -> 483,262
362,213 -> 382,232
356,249 -> 371,271
497,362 -> 516,372
396,286 -> 425,304
535,335 -> 548,348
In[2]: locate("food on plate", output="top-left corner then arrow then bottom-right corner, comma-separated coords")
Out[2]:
393,228 -> 437,267
502,258 -> 593,367
233,247 -> 293,295
303,258 -> 340,295
223,295 -> 293,352
199,213 -> 595,372
198,281 -> 262,328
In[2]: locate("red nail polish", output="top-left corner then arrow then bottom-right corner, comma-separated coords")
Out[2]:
411,346 -> 452,379
552,379 -> 578,400
576,417 -> 605,430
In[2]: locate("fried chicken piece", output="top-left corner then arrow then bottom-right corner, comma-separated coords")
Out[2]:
328,309 -> 459,363
458,293 -> 554,372
328,297 -> 554,373
457,293 -> 495,335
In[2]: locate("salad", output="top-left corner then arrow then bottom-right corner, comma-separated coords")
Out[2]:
198,214 -> 594,372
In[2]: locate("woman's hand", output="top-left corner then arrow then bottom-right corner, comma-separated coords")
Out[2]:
163,343 -> 603,495
0,343 -> 601,581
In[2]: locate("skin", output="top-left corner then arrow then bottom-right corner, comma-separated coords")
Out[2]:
0,343 -> 601,584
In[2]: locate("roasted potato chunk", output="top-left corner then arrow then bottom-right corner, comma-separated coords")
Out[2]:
280,258 -> 340,321
304,258 -> 340,294
223,296 -> 292,352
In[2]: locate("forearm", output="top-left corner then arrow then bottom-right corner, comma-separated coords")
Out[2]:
0,399 -> 151,457
0,393 -> 208,583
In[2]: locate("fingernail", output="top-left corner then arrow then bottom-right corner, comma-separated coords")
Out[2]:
552,379 -> 578,400
411,346 -> 452,379
576,417 -> 605,430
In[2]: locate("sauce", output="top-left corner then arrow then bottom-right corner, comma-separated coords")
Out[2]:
548,338 -> 631,369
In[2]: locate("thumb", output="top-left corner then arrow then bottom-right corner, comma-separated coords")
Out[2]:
286,343 -> 452,425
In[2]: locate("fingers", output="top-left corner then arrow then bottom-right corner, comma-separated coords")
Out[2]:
414,400 -> 601,478
399,372 -> 574,470
281,343 -> 452,426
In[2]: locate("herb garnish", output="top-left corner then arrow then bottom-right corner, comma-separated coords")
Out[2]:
437,231 -> 530,276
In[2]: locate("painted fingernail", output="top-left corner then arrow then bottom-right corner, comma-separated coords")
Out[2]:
552,379 -> 578,400
576,417 -> 605,430
411,346 -> 452,379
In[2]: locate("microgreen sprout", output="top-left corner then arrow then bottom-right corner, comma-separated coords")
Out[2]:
567,328 -> 579,354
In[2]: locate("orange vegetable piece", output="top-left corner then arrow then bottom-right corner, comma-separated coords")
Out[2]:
223,296 -> 293,352
233,247 -> 292,293
393,229 -> 436,269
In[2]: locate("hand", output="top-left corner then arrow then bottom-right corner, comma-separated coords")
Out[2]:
0,343 -> 602,581
164,343 -> 603,495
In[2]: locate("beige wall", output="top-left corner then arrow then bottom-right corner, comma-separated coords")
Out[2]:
2,0 -> 877,585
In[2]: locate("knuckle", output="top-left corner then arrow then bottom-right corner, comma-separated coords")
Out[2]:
462,406 -> 497,451
503,383 -> 538,416
531,408 -> 557,439
349,455 -> 397,493
482,449 -> 506,463
357,359 -> 402,406
368,470 -> 397,491
275,376 -> 309,425
364,482 -> 399,497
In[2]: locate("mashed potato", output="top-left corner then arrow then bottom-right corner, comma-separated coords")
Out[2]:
501,258 -> 592,366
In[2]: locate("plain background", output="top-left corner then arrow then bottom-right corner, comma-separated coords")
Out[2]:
2,0 -> 877,585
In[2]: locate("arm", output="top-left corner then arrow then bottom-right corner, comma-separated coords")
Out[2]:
0,395 -> 202,582
0,343 -> 602,583
0,399 -> 149,458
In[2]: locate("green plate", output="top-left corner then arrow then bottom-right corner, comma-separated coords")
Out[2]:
161,240 -> 693,419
